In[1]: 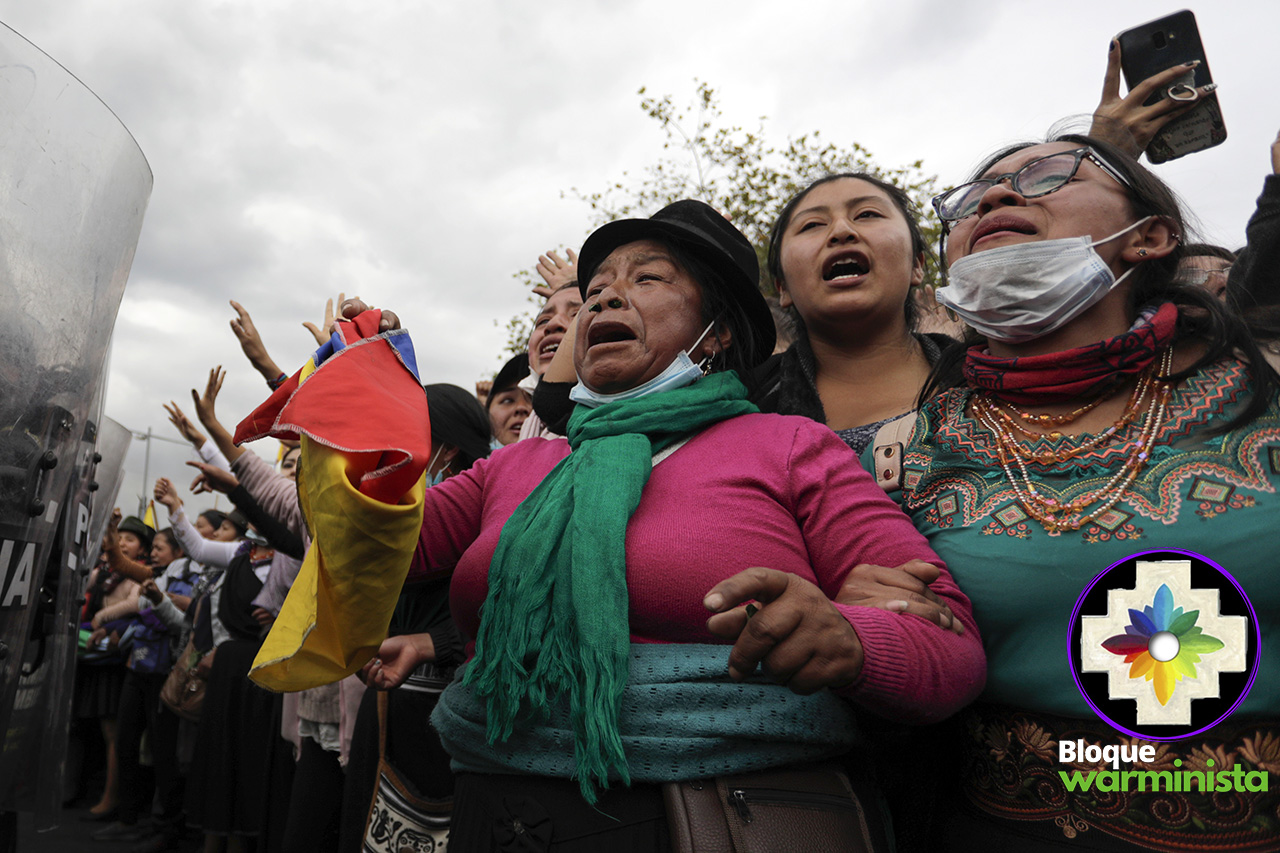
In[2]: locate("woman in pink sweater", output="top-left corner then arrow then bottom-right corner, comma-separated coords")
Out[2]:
367,201 -> 985,852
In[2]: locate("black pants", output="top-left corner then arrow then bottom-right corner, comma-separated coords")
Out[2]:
116,670 -> 182,825
281,736 -> 344,853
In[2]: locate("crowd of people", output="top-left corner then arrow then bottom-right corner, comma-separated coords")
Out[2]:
68,41 -> 1280,853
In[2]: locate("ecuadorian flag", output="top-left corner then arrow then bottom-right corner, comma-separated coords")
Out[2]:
234,310 -> 430,691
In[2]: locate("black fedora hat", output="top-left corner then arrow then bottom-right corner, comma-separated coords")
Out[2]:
487,354 -> 531,411
117,515 -> 154,551
576,200 -> 775,365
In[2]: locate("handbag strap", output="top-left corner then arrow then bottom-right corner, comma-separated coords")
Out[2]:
871,413 -> 916,493
377,687 -> 390,759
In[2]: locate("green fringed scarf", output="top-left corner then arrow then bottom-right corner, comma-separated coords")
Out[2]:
463,371 -> 758,801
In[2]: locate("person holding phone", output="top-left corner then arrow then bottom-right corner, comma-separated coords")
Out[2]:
895,134 -> 1280,851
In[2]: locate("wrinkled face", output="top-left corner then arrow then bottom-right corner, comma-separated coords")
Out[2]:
574,240 -> 709,394
151,536 -> 179,568
280,446 -> 301,481
117,531 -> 144,561
194,515 -> 217,540
215,520 -> 241,542
945,142 -> 1136,271
527,286 -> 583,374
777,178 -> 923,330
1179,255 -> 1231,299
488,387 -> 531,446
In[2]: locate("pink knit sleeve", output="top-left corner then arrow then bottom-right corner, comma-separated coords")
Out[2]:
405,454 -> 490,582
786,421 -> 986,723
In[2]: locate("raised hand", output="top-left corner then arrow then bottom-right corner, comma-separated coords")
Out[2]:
228,300 -> 285,381
153,477 -> 182,511
187,460 -> 239,496
535,248 -> 579,297
1090,41 -> 1217,158
302,292 -> 347,346
190,367 -> 226,430
338,297 -> 400,332
164,401 -> 207,449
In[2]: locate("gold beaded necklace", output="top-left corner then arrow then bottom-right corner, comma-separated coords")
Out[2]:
972,348 -> 1175,535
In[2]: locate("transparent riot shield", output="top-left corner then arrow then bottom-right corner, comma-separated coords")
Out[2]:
0,20 -> 151,816
11,411 -> 131,830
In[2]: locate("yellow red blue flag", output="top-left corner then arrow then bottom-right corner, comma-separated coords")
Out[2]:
234,310 -> 430,691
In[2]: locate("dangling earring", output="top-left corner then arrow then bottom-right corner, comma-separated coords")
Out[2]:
700,350 -> 716,376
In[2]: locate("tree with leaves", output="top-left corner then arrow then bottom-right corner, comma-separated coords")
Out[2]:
498,80 -> 941,357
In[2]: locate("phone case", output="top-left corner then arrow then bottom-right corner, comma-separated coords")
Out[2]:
1116,10 -> 1226,163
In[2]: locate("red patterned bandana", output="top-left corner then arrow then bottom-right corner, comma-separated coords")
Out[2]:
963,303 -> 1178,404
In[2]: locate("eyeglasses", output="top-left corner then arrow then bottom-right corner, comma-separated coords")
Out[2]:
1178,266 -> 1232,287
931,148 -> 1131,224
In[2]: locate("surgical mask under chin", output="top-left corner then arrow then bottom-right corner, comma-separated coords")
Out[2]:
427,446 -> 446,487
937,217 -> 1152,344
569,320 -> 715,409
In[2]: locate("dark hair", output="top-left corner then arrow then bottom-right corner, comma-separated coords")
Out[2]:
922,133 -> 1278,433
198,509 -> 227,531
765,172 -> 934,332
1181,243 -> 1237,263
154,528 -> 182,556
487,354 -> 531,412
424,383 -> 492,472
224,511 -> 249,538
662,240 -> 761,377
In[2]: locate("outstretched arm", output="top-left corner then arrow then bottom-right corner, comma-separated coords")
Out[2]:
99,509 -> 152,584
155,477 -> 240,568
229,300 -> 286,385
1227,130 -> 1280,311
190,367 -> 245,464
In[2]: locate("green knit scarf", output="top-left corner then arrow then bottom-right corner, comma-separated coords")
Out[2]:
463,371 -> 758,801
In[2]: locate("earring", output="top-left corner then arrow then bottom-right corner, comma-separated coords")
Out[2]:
700,351 -> 716,376
1137,249 -> 1148,257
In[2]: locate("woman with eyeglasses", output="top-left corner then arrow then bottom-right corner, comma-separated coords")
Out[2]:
891,134 -> 1280,852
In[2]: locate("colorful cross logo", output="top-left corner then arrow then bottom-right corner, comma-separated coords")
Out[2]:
1080,559 -> 1248,729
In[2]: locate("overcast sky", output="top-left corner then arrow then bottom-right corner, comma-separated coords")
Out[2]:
5,1 -> 1279,517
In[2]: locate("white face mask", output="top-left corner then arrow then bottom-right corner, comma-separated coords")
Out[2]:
569,320 -> 716,409
936,217 -> 1152,344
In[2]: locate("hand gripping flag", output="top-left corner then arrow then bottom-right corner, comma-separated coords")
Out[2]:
234,310 -> 430,691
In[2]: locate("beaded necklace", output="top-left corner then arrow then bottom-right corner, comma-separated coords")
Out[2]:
971,348 -> 1175,535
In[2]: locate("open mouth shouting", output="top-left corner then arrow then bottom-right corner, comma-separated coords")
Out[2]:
585,319 -> 639,349
822,250 -> 870,284
536,335 -> 563,363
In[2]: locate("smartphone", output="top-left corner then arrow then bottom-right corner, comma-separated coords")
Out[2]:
1116,10 -> 1226,163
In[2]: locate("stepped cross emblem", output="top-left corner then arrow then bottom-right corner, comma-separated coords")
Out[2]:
1080,560 -> 1247,726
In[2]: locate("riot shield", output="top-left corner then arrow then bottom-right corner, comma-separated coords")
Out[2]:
9,411 -> 131,829
0,21 -> 151,813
